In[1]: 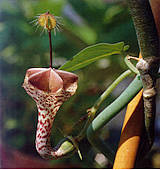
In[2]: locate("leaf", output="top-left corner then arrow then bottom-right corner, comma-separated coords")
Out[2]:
60,42 -> 127,72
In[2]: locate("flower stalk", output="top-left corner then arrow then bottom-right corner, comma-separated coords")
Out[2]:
48,30 -> 53,68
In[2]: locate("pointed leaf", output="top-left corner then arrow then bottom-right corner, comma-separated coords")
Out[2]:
60,42 -> 127,71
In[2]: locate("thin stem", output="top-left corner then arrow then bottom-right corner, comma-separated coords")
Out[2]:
76,70 -> 132,141
92,70 -> 132,112
87,75 -> 143,163
113,52 -> 143,169
124,56 -> 139,74
48,30 -> 53,68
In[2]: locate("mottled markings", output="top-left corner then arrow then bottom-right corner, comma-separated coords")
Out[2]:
23,68 -> 78,159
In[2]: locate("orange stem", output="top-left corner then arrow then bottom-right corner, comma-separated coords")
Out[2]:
113,1 -> 160,168
113,54 -> 143,169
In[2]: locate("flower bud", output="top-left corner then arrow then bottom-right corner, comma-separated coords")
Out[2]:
38,12 -> 57,30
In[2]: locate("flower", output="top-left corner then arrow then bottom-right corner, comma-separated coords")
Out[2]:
31,11 -> 62,34
38,12 -> 57,30
23,68 -> 78,159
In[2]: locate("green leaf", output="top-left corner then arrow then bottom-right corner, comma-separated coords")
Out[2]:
60,42 -> 126,71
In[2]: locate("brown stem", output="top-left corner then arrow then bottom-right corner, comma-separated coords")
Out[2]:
127,0 -> 160,164
127,0 -> 159,58
136,57 -> 159,145
48,30 -> 53,68
150,0 -> 160,41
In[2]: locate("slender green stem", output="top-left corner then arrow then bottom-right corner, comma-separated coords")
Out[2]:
124,56 -> 139,74
87,75 -> 142,163
76,70 -> 132,141
92,70 -> 132,112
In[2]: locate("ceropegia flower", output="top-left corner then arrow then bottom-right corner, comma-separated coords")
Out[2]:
23,12 -> 79,159
23,68 -> 78,159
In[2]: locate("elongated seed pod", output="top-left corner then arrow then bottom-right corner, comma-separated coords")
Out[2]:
23,68 -> 78,159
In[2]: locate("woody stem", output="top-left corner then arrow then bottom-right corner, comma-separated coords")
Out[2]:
127,0 -> 159,58
48,30 -> 53,68
126,0 -> 160,163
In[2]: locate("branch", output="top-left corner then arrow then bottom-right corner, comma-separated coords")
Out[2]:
127,0 -> 159,58
127,0 -> 160,159
136,57 -> 159,153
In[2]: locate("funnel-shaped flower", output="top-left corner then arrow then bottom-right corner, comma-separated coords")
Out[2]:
23,68 -> 78,159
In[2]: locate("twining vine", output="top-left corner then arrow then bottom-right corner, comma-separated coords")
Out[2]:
22,0 -> 159,166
